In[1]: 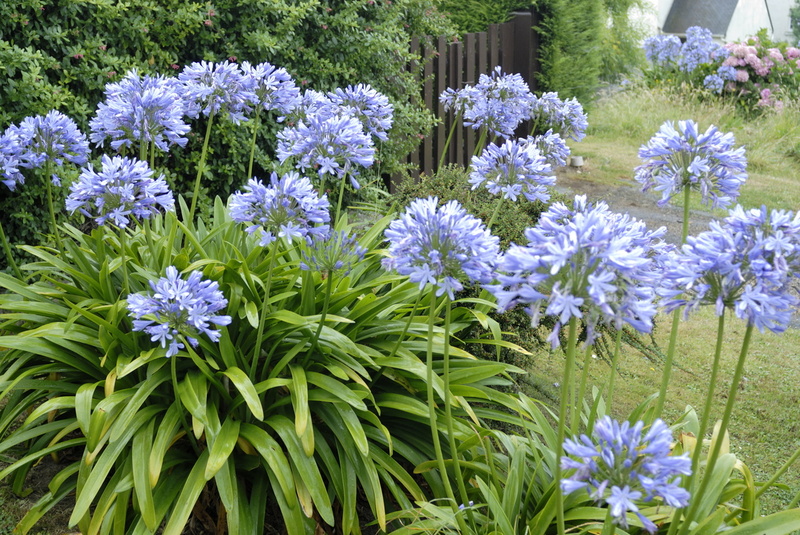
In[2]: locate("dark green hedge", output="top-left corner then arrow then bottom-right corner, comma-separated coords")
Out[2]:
0,0 -> 457,271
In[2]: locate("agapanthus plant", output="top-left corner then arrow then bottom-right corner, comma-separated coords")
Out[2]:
276,111 -> 375,189
179,60 -> 258,221
179,60 -> 256,123
487,195 -> 668,348
300,229 -> 366,277
228,171 -> 331,247
383,196 -> 499,300
240,61 -> 301,116
660,204 -> 800,333
66,155 -> 175,228
328,83 -> 394,142
4,110 -> 90,248
657,205 -> 800,533
0,131 -> 21,191
561,417 -> 691,533
7,110 -> 90,186
469,137 -> 555,229
470,137 -> 554,202
383,196 -> 500,529
127,266 -> 232,357
438,67 -> 533,167
528,92 -> 588,141
529,129 -> 571,168
0,132 -> 22,278
276,110 -> 374,222
239,61 -> 301,179
635,119 -> 748,210
89,69 -> 190,159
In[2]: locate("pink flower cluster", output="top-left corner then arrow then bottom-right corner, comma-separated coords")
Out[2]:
718,38 -> 800,110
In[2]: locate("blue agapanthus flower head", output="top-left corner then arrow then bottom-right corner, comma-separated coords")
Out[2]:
529,92 -> 588,141
276,112 -> 375,189
229,171 -> 331,247
328,83 -> 394,142
463,66 -> 533,139
383,196 -> 500,300
561,416 -> 691,533
0,131 -> 22,191
440,85 -> 481,115
127,266 -> 232,357
659,204 -> 800,333
240,61 -> 301,115
66,155 -> 174,228
643,34 -> 682,67
487,195 -> 670,347
90,69 -> 191,153
635,120 -> 748,209
300,230 -> 367,276
179,60 -> 257,123
469,137 -> 555,203
8,110 -> 90,186
528,129 -> 571,167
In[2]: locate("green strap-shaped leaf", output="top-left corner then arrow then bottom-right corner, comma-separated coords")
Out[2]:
289,365 -> 310,439
267,415 -> 334,526
205,417 -> 241,480
148,401 -> 182,488
161,449 -> 210,535
712,509 -> 800,535
223,367 -> 264,420
176,371 -> 208,424
70,406 -> 161,526
238,423 -> 297,508
132,420 -> 157,532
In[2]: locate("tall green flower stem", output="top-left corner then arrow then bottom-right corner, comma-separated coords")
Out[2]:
605,328 -> 624,411
187,111 -> 216,223
304,273 -> 335,367
334,167 -> 349,225
118,228 -> 129,296
441,296 -> 473,524
486,197 -> 505,231
0,221 -> 22,280
572,343 -> 595,433
472,128 -> 488,157
250,240 -> 281,377
43,162 -> 63,252
438,111 -> 462,170
424,287 -> 468,533
246,109 -> 262,181
756,442 -> 800,500
555,317 -> 579,535
676,322 -> 754,535
600,508 -> 616,535
653,185 -> 692,420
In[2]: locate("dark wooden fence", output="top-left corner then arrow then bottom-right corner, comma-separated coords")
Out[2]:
394,10 -> 539,188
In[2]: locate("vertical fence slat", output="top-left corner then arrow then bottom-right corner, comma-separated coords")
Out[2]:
488,24 -> 500,69
464,32 -> 476,160
436,35 -> 448,172
448,40 -> 463,167
478,31 -> 488,78
422,42 -> 434,177
500,20 -> 515,77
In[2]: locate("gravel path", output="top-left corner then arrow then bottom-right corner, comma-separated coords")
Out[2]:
553,166 -> 716,244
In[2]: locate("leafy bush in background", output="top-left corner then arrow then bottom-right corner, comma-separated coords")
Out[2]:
0,0 -> 457,268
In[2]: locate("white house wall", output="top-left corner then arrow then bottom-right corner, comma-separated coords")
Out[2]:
726,0 -> 773,41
